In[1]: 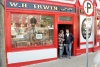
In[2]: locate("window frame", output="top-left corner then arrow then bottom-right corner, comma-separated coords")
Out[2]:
6,12 -> 56,52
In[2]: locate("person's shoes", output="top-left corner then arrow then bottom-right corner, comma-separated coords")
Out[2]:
59,57 -> 62,59
69,56 -> 71,59
66,56 -> 68,58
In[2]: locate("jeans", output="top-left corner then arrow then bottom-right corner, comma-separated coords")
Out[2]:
59,46 -> 64,58
66,43 -> 72,56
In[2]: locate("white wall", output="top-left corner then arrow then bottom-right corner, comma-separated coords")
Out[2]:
80,15 -> 94,49
7,48 -> 57,64
96,0 -> 100,9
80,44 -> 93,49
97,42 -> 100,46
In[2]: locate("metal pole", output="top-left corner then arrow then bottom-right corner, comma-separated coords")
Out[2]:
86,26 -> 88,67
0,0 -> 6,67
92,11 -> 95,50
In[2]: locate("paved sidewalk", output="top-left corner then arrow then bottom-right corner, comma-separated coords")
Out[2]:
22,52 -> 97,67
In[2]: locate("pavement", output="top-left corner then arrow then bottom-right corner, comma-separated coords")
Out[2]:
22,52 -> 97,67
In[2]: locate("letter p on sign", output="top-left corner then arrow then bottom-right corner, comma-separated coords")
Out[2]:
83,0 -> 93,16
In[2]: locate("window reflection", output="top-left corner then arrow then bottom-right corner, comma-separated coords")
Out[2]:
11,14 -> 54,48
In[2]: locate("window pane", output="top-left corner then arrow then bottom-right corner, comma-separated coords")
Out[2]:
97,19 -> 100,38
11,14 -> 54,48
58,16 -> 72,21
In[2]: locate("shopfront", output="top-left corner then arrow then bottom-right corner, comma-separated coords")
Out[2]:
75,0 -> 98,54
5,0 -> 77,67
5,0 -> 100,67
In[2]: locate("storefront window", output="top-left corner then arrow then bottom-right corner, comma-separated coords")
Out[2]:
11,14 -> 54,48
97,19 -> 100,38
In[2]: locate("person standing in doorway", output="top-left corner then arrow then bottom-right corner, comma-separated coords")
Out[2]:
58,30 -> 65,58
64,29 -> 74,59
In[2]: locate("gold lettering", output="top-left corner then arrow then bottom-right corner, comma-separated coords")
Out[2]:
33,4 -> 37,8
9,2 -> 18,7
50,6 -> 53,10
37,5 -> 42,9
43,5 -> 49,10
22,3 -> 27,8
67,8 -> 70,11
53,6 -> 58,10
69,8 -> 72,11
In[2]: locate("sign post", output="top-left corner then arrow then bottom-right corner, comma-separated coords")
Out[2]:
83,0 -> 93,67
0,0 -> 6,67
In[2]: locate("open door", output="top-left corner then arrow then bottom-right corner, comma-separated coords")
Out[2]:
58,24 -> 73,56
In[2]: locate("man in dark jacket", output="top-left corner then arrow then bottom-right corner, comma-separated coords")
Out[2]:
64,29 -> 74,59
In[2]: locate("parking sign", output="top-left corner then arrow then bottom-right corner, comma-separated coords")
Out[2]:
83,0 -> 94,16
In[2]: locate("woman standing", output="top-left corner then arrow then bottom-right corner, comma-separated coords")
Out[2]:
58,30 -> 65,58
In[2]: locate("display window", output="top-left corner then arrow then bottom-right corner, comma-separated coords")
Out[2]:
96,10 -> 100,39
11,14 -> 54,48
97,19 -> 100,38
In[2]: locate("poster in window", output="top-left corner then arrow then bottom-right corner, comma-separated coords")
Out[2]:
36,34 -> 42,39
80,15 -> 93,42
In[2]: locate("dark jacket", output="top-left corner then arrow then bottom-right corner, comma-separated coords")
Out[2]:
64,33 -> 74,44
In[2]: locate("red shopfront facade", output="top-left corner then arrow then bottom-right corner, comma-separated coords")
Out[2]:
5,0 -> 77,67
74,0 -> 100,54
93,0 -> 100,51
4,0 -> 100,67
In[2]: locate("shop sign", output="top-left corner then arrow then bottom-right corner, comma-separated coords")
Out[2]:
6,1 -> 76,13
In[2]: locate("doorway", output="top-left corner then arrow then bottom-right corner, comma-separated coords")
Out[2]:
58,24 -> 73,34
58,24 -> 73,56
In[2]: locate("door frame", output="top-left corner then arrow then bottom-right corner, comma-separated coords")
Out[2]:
56,13 -> 77,56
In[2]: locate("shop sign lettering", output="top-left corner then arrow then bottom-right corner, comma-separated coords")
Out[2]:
6,2 -> 76,13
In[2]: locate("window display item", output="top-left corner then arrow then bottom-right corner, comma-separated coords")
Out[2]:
11,14 -> 54,48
